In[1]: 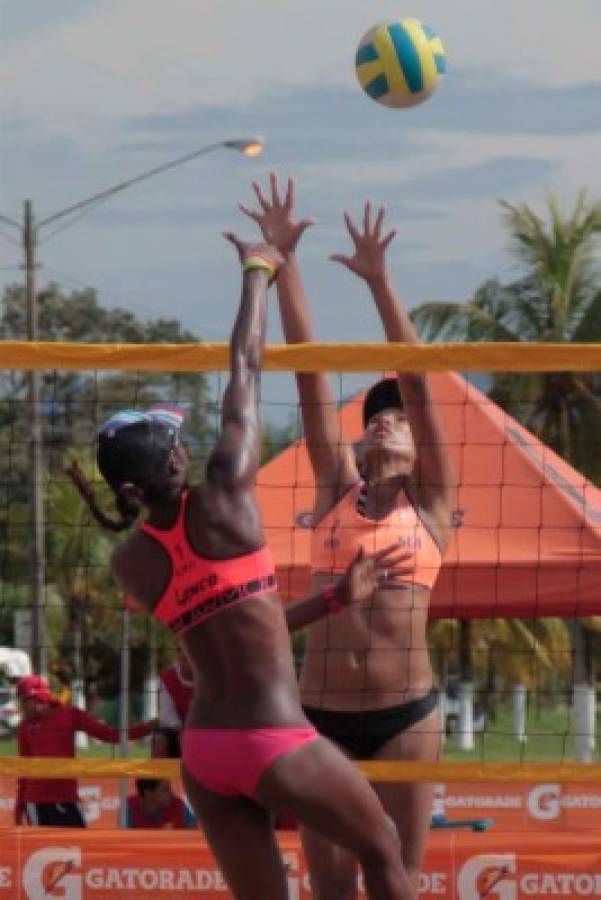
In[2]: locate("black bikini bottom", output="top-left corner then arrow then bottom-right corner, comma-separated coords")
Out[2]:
303,687 -> 439,759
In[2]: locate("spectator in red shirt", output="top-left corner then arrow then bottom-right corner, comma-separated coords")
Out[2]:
153,645 -> 193,758
126,778 -> 196,829
15,675 -> 155,827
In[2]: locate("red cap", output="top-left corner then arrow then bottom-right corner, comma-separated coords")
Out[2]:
17,675 -> 57,704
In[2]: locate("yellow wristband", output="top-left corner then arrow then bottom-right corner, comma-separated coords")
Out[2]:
242,255 -> 276,279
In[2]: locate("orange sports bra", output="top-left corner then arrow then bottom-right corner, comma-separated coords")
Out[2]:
139,492 -> 276,636
311,482 -> 442,590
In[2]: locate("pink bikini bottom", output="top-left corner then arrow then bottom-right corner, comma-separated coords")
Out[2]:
182,726 -> 319,797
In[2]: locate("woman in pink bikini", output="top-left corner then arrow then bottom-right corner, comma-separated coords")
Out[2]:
68,233 -> 415,900
241,176 -> 454,899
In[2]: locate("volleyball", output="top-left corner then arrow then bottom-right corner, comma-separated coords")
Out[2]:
355,19 -> 446,109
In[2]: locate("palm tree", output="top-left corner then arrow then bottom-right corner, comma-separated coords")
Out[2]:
413,194 -> 601,479
430,616 -> 571,749
429,618 -> 571,694
413,192 -> 601,759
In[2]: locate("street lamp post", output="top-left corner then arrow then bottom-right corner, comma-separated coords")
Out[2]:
0,136 -> 264,675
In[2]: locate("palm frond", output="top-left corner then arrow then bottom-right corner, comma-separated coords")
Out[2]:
510,619 -> 553,669
411,283 -> 521,344
478,276 -> 548,340
465,305 -> 520,342
500,193 -> 601,342
548,193 -> 568,256
410,302 -> 470,342
499,199 -> 555,277
580,617 -> 601,635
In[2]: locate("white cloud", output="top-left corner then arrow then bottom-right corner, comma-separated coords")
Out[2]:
2,1 -> 600,339
2,0 -> 600,149
287,127 -> 601,267
301,127 -> 601,191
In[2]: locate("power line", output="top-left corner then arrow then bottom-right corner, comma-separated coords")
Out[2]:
38,197 -> 111,245
0,228 -> 21,248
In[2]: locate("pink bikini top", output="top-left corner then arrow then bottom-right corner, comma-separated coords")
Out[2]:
311,482 -> 442,590
138,492 -> 276,636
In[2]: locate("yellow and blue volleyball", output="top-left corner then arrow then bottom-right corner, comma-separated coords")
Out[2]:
355,19 -> 446,109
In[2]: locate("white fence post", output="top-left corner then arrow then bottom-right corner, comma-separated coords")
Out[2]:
458,681 -> 474,751
512,683 -> 527,744
573,684 -> 596,763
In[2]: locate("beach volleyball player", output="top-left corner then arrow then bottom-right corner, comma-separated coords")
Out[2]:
241,175 -> 454,898
67,235 -> 416,900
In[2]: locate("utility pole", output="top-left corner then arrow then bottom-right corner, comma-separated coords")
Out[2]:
1,135 -> 264,679
23,199 -> 47,675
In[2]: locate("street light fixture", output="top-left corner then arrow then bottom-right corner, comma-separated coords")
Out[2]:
0,135 -> 265,674
223,138 -> 264,157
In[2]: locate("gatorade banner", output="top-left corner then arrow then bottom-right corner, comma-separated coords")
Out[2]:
0,778 -> 122,829
3,778 -> 601,830
0,828 -> 600,898
432,780 -> 601,830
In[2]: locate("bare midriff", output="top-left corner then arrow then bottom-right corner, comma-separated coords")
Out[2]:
182,592 -> 308,730
299,574 -> 433,711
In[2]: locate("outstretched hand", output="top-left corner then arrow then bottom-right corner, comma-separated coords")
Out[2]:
223,232 -> 284,282
337,543 -> 413,607
330,202 -> 396,283
240,172 -> 316,255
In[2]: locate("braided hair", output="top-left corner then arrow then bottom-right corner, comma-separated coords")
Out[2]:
68,419 -> 177,532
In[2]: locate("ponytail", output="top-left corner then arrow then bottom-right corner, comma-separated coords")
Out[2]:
65,460 -> 140,533
114,485 -> 142,530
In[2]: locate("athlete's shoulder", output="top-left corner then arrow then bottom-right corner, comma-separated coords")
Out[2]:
110,531 -> 152,600
111,528 -> 145,570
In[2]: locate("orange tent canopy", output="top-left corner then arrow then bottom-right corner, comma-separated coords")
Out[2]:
257,372 -> 601,619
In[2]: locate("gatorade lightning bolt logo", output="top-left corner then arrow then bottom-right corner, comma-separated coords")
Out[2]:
42,859 -> 75,896
478,865 -> 512,898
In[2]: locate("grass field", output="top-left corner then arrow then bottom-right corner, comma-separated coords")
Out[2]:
1,703 -> 599,762
0,736 -> 152,758
442,704 -> 599,762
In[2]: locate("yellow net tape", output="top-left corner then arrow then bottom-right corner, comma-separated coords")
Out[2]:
2,340 -> 601,372
2,757 -> 601,783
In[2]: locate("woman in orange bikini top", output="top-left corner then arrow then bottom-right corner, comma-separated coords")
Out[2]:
311,480 -> 442,591
67,234 -> 416,900
242,173 -> 455,898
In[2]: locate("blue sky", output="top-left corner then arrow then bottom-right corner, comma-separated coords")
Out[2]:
1,0 -> 600,418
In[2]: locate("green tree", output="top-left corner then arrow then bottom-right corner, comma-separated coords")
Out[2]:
0,283 -> 210,690
413,192 -> 601,703
45,453 -> 112,691
0,281 -> 211,557
0,282 -> 212,483
429,618 -> 571,704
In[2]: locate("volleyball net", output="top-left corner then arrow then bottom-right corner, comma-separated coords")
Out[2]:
1,339 -> 600,784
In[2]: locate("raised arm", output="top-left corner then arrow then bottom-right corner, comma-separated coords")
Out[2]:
331,204 -> 454,541
240,174 -> 357,517
72,707 -> 155,743
206,235 -> 283,492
